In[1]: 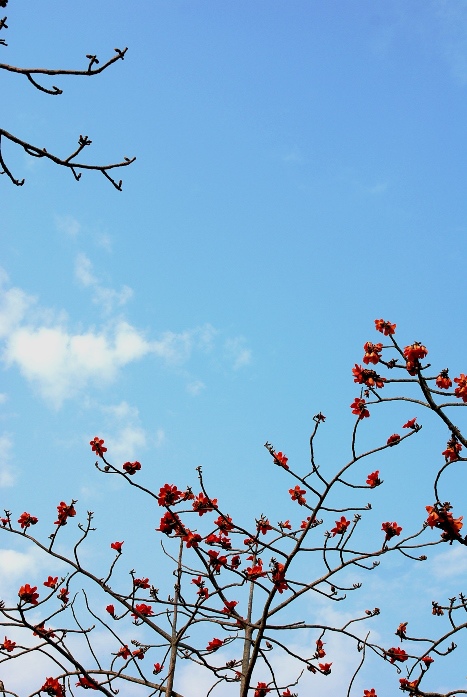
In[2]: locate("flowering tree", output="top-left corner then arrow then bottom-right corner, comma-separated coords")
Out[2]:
1,319 -> 467,697
0,0 -> 134,188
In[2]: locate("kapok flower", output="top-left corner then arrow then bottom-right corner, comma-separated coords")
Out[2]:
153,663 -> 164,674
404,342 -> 428,362
375,318 -> 396,335
387,434 -> 400,446
254,683 -> 270,697
271,562 -> 288,593
352,365 -> 386,389
403,417 -> 418,429
123,461 -> 141,475
363,341 -> 383,365
18,583 -> 39,605
274,451 -> 289,469
117,645 -> 130,659
245,558 -> 266,580
386,647 -> 407,664
106,604 -> 115,616
33,622 -> 56,639
319,662 -> 332,674
442,436 -> 462,462
157,483 -> 183,507
315,639 -> 326,658
432,602 -> 444,616
289,485 -> 307,505
183,529 -> 202,548
192,492 -> 218,515
1,636 -> 16,652
395,622 -> 407,639
436,370 -> 452,389
57,588 -> 69,604
208,550 -> 228,572
279,519 -> 292,530
366,471 -> 380,488
222,600 -> 239,614
399,678 -> 419,692
350,397 -> 370,419
90,437 -> 107,457
132,648 -> 145,660
157,511 -> 183,536
111,541 -> 124,552
421,655 -> 434,666
363,691 -> 377,697
17,512 -> 38,529
257,517 -> 272,535
133,577 -> 150,589
214,514 -> 234,531
41,677 -> 64,697
132,603 -> 154,619
454,374 -> 467,402
426,503 -> 463,542
206,637 -> 223,652
230,554 -> 241,569
43,576 -> 58,588
382,521 -> 402,541
331,516 -> 350,537
54,501 -> 76,526
76,676 -> 99,689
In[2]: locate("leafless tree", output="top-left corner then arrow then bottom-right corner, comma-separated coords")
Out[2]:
0,0 -> 134,189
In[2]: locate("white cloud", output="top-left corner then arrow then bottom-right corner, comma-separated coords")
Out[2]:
187,379 -> 206,395
0,433 -> 15,487
54,214 -> 81,238
75,252 -> 133,314
0,392 -> 7,404
224,337 -> 252,370
430,545 -> 467,579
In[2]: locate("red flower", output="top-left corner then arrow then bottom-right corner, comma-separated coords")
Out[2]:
254,683 -> 270,697
245,559 -> 266,579
57,588 -> 69,604
208,550 -> 227,572
363,691 -> 377,697
301,516 -> 311,529
421,655 -> 434,666
106,604 -> 115,616
382,521 -> 402,541
257,517 -> 272,535
436,370 -> 452,389
132,648 -> 145,660
386,434 -> 400,446
404,342 -> 428,362
192,492 -> 218,515
230,554 -> 241,569
54,501 -> 76,526
319,662 -> 332,674
214,514 -> 234,531
76,676 -> 99,689
157,483 -> 183,507
33,622 -> 55,639
222,600 -> 239,614
352,365 -> 385,389
366,471 -> 380,488
117,645 -> 130,659
132,603 -> 154,619
395,622 -> 407,639
442,437 -> 462,462
289,485 -> 307,505
18,583 -> 39,605
331,516 -> 350,536
110,541 -> 123,552
123,461 -> 141,475
426,503 -> 463,542
315,638 -> 326,658
153,663 -> 164,674
17,512 -> 38,529
43,576 -> 58,588
0,517 -> 9,526
41,677 -> 64,697
386,646 -> 407,664
157,511 -> 183,536
274,451 -> 289,469
279,520 -> 292,530
90,437 -> 107,457
183,529 -> 202,548
402,418 -> 417,429
133,577 -> 150,589
399,678 -> 419,692
206,637 -> 223,652
363,341 -> 383,365
1,636 -> 16,652
454,373 -> 467,402
350,397 -> 370,419
272,562 -> 288,593
375,319 -> 396,335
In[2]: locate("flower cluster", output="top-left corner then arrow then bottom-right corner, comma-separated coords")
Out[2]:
426,503 -> 463,542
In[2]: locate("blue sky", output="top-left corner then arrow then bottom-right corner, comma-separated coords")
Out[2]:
2,1 -> 467,695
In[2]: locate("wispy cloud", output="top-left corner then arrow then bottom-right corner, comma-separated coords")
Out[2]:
54,214 -> 81,238
224,336 -> 252,370
75,252 -> 133,314
0,433 -> 15,487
